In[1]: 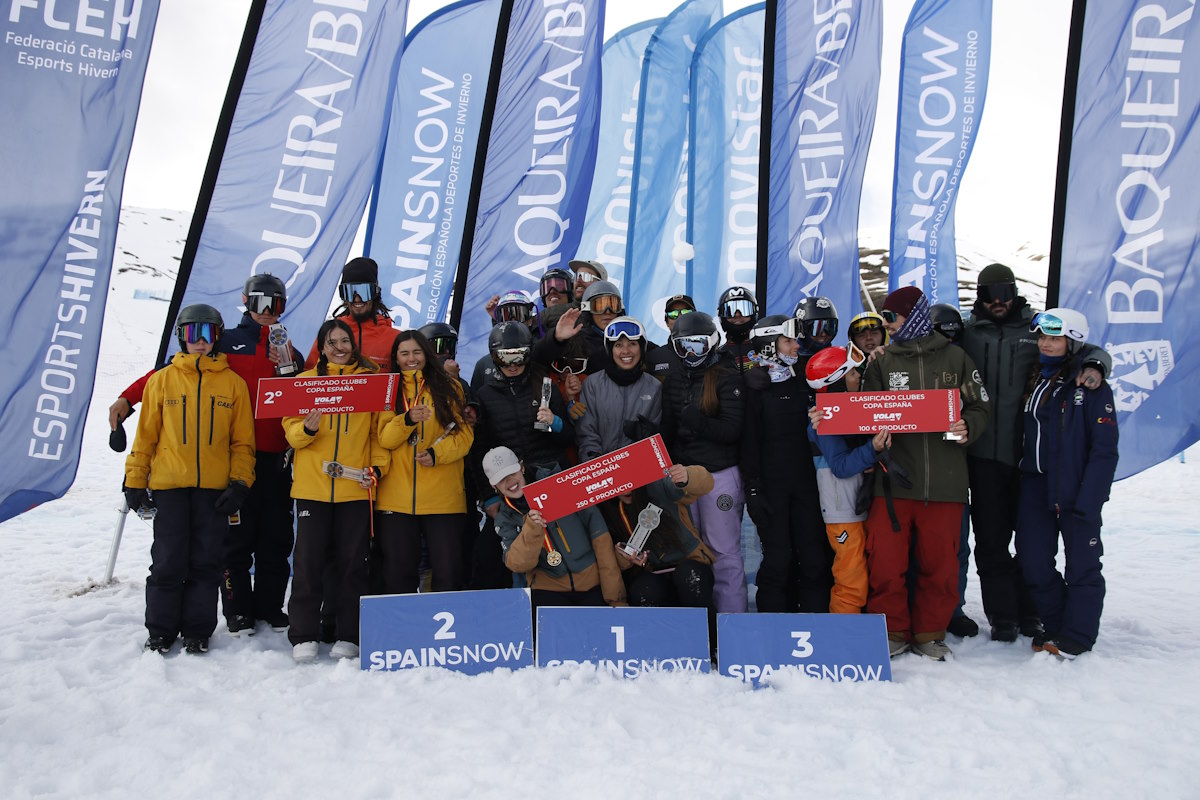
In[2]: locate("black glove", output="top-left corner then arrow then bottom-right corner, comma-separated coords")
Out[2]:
214,481 -> 251,515
123,484 -> 151,512
876,448 -> 913,490
622,414 -> 658,442
109,423 -> 127,453
745,484 -> 770,528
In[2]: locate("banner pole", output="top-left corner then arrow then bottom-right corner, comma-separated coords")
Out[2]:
756,0 -> 777,310
155,0 -> 269,367
1046,0 -> 1088,309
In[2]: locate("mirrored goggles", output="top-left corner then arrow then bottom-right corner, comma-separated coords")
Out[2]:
540,275 -> 571,296
604,318 -> 645,343
586,295 -> 623,315
672,334 -> 716,360
551,356 -> 589,375
575,270 -> 601,285
492,347 -> 531,366
979,282 -> 1016,304
429,336 -> 457,358
495,303 -> 534,324
180,322 -> 218,344
339,282 -> 375,304
849,317 -> 883,336
719,298 -> 756,319
802,318 -> 839,340
1030,312 -> 1066,337
246,292 -> 285,316
665,307 -> 693,321
845,342 -> 867,367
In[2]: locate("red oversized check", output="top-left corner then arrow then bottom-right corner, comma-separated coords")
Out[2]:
523,435 -> 673,522
815,389 -> 959,435
254,373 -> 398,418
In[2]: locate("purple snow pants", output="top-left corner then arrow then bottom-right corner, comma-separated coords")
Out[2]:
689,465 -> 747,613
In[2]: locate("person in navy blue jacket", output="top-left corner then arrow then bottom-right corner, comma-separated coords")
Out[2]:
1015,308 -> 1119,659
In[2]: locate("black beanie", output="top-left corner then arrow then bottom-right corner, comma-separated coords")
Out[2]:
342,257 -> 378,284
978,263 -> 1015,286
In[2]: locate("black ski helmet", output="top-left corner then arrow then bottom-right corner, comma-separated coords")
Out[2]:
670,311 -> 720,369
175,304 -> 224,352
750,314 -> 791,358
930,303 -> 965,343
538,267 -> 574,305
488,321 -> 533,369
243,273 -> 286,316
717,285 -> 759,337
418,321 -> 458,359
792,296 -> 839,343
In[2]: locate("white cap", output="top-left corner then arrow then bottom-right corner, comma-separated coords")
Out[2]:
482,447 -> 522,486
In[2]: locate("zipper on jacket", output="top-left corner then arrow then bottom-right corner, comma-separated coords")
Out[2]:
209,396 -> 216,445
181,395 -> 188,445
194,358 -> 204,486
329,412 -> 341,504
411,442 -> 418,515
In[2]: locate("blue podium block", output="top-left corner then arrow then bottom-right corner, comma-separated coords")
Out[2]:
360,588 -> 534,674
536,606 -> 711,676
717,612 -> 891,685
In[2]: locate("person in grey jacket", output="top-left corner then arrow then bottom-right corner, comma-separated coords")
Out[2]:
576,317 -> 662,462
961,263 -> 1111,643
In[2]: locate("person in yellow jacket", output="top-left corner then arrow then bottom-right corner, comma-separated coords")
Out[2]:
124,304 -> 256,656
375,330 -> 474,594
283,319 -> 389,663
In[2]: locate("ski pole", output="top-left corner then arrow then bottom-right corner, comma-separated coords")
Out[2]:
104,499 -> 130,584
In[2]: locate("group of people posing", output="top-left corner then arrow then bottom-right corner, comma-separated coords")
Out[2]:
116,256 -> 1119,665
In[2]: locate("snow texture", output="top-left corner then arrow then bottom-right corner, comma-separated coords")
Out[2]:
1,209 -> 1198,798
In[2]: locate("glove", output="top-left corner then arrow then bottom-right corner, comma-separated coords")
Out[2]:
109,422 -> 127,453
876,448 -> 913,490
622,415 -> 657,442
745,484 -> 770,528
568,399 -> 588,421
123,484 -> 151,512
214,481 -> 251,515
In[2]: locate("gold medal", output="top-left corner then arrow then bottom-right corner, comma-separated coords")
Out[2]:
546,549 -> 563,567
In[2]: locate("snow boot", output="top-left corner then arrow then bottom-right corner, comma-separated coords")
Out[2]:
912,639 -> 952,661
183,638 -> 209,655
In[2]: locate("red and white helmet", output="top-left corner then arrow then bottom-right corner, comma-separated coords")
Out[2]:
805,344 -> 865,391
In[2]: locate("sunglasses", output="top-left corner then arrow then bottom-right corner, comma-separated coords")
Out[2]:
246,293 -> 285,316
180,322 -> 218,344
586,295 -> 623,315
979,282 -> 1016,304
719,299 -> 756,319
604,318 -> 646,342
575,271 -> 601,284
495,303 -> 534,324
339,282 -> 376,304
880,310 -> 900,324
492,347 -> 530,366
665,308 -> 693,321
551,356 -> 589,375
429,336 -> 457,358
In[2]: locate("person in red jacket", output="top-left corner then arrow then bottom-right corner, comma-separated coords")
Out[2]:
305,257 -> 401,373
110,274 -> 303,636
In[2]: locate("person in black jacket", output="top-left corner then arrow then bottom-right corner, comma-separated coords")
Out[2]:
661,312 -> 747,613
1015,308 -> 1118,659
741,315 -> 830,613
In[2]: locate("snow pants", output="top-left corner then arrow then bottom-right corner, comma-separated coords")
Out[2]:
866,497 -> 961,642
825,521 -> 867,614
222,450 -> 294,622
1015,473 -> 1105,650
145,488 -> 225,640
689,466 -> 747,613
374,511 -> 465,594
754,478 -> 830,613
968,457 -> 1040,626
289,500 -> 371,646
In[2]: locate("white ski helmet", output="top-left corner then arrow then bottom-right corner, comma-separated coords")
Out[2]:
1032,307 -> 1089,353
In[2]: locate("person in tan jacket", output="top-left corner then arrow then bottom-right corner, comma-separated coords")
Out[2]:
283,319 -> 389,664
485,447 -> 625,611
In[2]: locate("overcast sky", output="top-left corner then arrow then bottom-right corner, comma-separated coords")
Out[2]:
121,0 -> 1072,257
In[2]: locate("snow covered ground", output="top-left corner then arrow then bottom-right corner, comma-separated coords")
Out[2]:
2,211 -> 1199,798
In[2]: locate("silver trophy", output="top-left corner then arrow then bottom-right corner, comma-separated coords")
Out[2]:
269,323 -> 300,377
533,377 -> 554,431
322,460 -> 367,482
620,503 -> 662,557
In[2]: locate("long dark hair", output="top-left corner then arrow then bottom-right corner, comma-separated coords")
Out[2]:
391,330 -> 465,429
315,319 -> 374,375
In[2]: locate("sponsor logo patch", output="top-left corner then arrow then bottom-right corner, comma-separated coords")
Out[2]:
716,493 -> 734,512
888,372 -> 910,391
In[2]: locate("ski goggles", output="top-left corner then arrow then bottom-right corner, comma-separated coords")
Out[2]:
672,332 -> 719,361
338,282 -> 376,304
879,309 -> 900,324
429,336 -> 457,358
585,294 -> 623,315
492,347 -> 531,366
539,274 -> 571,296
604,317 -> 646,344
849,317 -> 883,336
979,282 -> 1017,304
793,317 -> 838,340
551,356 -> 588,375
719,298 -> 756,319
574,270 -> 601,285
246,292 -> 285,316
751,320 -> 791,341
665,307 -> 693,321
1031,311 -> 1067,337
179,322 -> 218,344
495,303 -> 535,324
